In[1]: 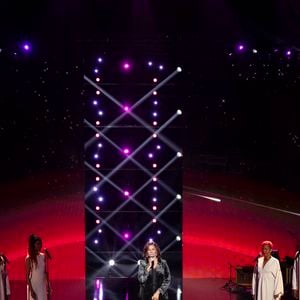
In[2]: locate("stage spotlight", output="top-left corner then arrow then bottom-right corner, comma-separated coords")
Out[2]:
152,198 -> 157,202
108,259 -> 115,266
98,111 -> 103,116
94,69 -> 99,74
123,148 -> 130,155
98,196 -> 103,202
123,232 -> 131,240
153,112 -> 158,117
21,41 -> 32,52
176,194 -> 182,200
286,50 -> 292,56
93,100 -> 98,105
122,62 -> 131,71
96,177 -> 100,181
123,105 -> 130,112
156,145 -> 161,150
237,44 -> 245,52
153,186 -> 158,191
124,190 -> 130,197
153,101 -> 158,105
152,206 -> 157,211
148,153 -> 153,158
153,121 -> 158,126
159,65 -> 164,70
153,91 -> 157,96
96,206 -> 100,211
153,78 -> 158,83
176,109 -> 182,115
93,186 -> 98,192
177,67 -> 182,72
177,152 -> 183,157
98,229 -> 102,233
96,219 -> 100,224
96,121 -> 100,126
94,239 -> 99,244
152,177 -> 157,182
176,236 -> 181,241
157,230 -> 161,235
96,163 -> 100,168
152,163 -> 157,168
148,61 -> 153,66
98,143 -> 103,148
94,154 -> 99,159
97,57 -> 103,63
152,134 -> 157,138
96,77 -> 100,82
96,90 -> 100,95
177,288 -> 182,300
95,133 -> 100,138
252,49 -> 258,54
152,219 -> 157,223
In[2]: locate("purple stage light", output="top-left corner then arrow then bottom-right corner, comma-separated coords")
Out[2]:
153,112 -> 158,117
159,65 -> 164,70
98,196 -> 103,202
123,148 -> 130,155
148,61 -> 153,66
123,232 -> 131,240
286,50 -> 292,56
124,190 -> 130,197
153,78 -> 158,83
123,105 -> 130,112
21,42 -> 32,52
94,68 -> 99,74
156,145 -> 161,150
97,57 -> 103,63
153,121 -> 158,126
237,44 -> 245,52
148,153 -> 153,158
96,77 -> 100,82
93,100 -> 98,105
153,100 -> 158,105
122,61 -> 131,71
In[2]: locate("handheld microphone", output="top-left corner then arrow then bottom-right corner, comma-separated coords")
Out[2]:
44,248 -> 52,260
151,260 -> 154,268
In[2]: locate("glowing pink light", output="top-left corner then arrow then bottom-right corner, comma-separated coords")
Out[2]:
123,105 -> 130,112
94,69 -> 99,74
152,219 -> 157,223
153,121 -> 158,126
96,206 -> 100,211
152,206 -> 157,211
153,163 -> 157,168
93,100 -> 98,105
96,77 -> 100,82
96,121 -> 100,126
123,148 -> 130,155
148,153 -> 153,158
159,65 -> 164,70
286,50 -> 291,56
156,145 -> 161,150
122,62 -> 131,71
153,91 -> 157,95
96,90 -> 100,95
124,190 -> 130,197
153,78 -> 158,83
148,61 -> 153,66
123,232 -> 131,240
153,101 -> 158,105
96,219 -> 100,224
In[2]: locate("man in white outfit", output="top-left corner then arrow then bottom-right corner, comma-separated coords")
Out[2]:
252,241 -> 284,300
293,249 -> 300,299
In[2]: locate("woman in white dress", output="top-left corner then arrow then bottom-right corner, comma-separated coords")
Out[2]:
0,253 -> 10,300
252,241 -> 284,300
26,234 -> 50,300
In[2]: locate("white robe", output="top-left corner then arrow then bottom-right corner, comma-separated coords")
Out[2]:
0,263 -> 10,300
252,256 -> 284,300
292,251 -> 300,299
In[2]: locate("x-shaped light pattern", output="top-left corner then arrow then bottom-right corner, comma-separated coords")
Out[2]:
85,67 -> 183,276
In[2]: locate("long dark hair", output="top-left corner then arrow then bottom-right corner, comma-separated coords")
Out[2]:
28,234 -> 42,267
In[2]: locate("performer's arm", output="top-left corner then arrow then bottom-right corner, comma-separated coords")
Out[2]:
137,260 -> 150,284
292,254 -> 299,298
153,260 -> 171,300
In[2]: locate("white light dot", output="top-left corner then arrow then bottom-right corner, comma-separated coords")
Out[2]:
96,90 -> 100,95
98,197 -> 103,202
108,259 -> 115,266
176,235 -> 181,241
93,186 -> 98,192
177,66 -> 182,72
96,121 -> 100,126
98,229 -> 102,233
153,91 -> 157,95
177,152 -> 183,157
98,143 -> 102,148
176,194 -> 182,200
152,219 -> 157,223
96,163 -> 100,168
153,78 -> 158,83
96,176 -> 100,181
96,77 -> 100,82
96,219 -> 100,224
153,134 -> 157,138
96,206 -> 100,211
177,109 -> 182,115
96,133 -> 100,138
